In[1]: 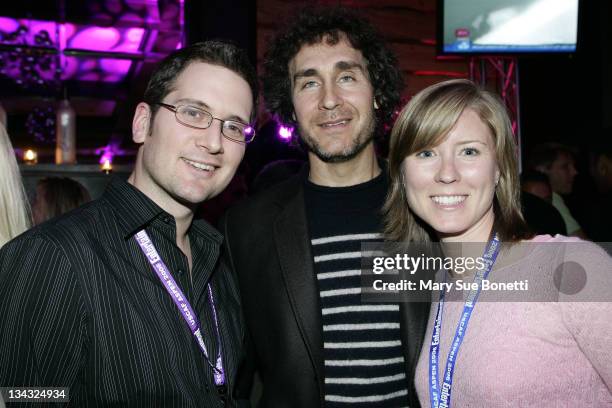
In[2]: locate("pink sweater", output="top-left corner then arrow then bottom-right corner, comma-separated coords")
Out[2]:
415,235 -> 612,407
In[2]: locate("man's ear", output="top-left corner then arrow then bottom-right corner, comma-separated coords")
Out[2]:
132,102 -> 151,144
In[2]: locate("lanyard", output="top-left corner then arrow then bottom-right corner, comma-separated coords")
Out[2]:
135,230 -> 226,391
429,234 -> 501,408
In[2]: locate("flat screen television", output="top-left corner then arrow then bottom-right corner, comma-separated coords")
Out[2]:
438,0 -> 580,55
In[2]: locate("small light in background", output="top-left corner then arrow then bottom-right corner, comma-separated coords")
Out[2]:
101,158 -> 112,174
96,143 -> 122,174
23,149 -> 38,165
278,124 -> 294,142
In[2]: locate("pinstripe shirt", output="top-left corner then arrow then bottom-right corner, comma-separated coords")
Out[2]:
0,178 -> 246,407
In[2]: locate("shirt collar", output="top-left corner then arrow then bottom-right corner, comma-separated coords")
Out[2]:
103,177 -> 222,244
104,177 -> 165,238
189,218 -> 223,245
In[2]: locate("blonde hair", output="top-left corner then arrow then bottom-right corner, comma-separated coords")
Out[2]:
384,79 -> 532,243
0,125 -> 31,248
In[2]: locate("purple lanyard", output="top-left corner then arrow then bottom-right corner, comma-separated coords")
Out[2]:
135,229 -> 225,388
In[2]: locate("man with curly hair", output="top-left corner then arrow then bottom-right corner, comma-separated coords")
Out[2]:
222,7 -> 428,407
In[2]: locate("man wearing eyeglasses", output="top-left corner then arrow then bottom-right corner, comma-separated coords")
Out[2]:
0,41 -> 256,406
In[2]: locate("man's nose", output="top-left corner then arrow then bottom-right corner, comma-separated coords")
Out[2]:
319,83 -> 343,111
196,120 -> 224,154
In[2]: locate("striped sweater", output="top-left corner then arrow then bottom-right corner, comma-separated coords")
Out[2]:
304,171 -> 409,407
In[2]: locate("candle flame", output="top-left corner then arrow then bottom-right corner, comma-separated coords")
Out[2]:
101,159 -> 112,172
24,149 -> 37,163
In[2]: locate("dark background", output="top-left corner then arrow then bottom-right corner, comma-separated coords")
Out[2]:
1,0 -> 610,188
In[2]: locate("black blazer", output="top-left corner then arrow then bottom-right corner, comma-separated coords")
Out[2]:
222,173 -> 430,407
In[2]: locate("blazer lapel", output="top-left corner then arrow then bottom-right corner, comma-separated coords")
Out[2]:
399,300 -> 430,369
398,267 -> 432,405
273,186 -> 325,396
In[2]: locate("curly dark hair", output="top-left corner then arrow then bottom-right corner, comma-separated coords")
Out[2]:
262,6 -> 404,135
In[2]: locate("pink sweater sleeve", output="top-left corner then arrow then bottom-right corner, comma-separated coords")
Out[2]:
556,239 -> 612,394
536,235 -> 612,393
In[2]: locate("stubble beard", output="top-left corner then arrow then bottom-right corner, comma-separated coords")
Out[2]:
298,112 -> 377,164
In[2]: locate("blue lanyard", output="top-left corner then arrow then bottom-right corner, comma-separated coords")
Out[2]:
429,234 -> 501,408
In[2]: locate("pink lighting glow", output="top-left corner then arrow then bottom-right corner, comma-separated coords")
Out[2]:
70,27 -> 120,51
100,58 -> 132,75
61,57 -> 79,80
96,143 -> 126,165
0,8 -> 176,84
0,18 -> 71,47
0,17 -> 18,33
126,27 -> 144,43
61,56 -> 132,83
278,125 -> 294,141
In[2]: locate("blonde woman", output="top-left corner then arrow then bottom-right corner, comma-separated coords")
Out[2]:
0,124 -> 31,248
385,79 -> 612,407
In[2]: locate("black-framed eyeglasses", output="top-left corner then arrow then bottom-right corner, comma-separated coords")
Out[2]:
155,102 -> 256,144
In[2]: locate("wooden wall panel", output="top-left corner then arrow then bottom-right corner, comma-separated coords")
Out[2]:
341,0 -> 435,12
362,9 -> 436,42
403,74 -> 458,100
391,43 -> 466,75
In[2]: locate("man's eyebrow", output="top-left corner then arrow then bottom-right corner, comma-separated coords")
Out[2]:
335,60 -> 365,72
293,61 -> 365,82
175,98 -> 210,110
174,98 -> 249,124
293,68 -> 318,82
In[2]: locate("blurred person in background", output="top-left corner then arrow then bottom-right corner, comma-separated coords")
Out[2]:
521,169 -> 552,202
580,139 -> 612,242
528,143 -> 587,238
32,177 -> 91,225
0,124 -> 31,248
0,124 -> 30,407
520,169 -> 566,236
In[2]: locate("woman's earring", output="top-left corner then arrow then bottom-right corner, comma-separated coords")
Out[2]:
374,99 -> 379,110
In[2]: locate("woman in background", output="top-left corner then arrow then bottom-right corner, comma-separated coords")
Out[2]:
0,124 -> 30,248
32,177 -> 91,225
385,79 -> 612,407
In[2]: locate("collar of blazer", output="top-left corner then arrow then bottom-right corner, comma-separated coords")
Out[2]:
272,175 -> 325,400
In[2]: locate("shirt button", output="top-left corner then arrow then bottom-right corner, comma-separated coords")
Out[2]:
162,216 -> 171,224
177,269 -> 184,275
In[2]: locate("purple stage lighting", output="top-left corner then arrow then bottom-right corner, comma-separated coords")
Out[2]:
0,16 -> 18,33
0,17 -> 155,85
278,124 -> 294,141
70,27 -> 120,50
96,142 -> 126,165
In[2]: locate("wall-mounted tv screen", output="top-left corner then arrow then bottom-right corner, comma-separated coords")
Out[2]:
439,0 -> 579,54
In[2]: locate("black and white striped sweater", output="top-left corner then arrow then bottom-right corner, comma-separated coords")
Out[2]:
304,171 -> 409,407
